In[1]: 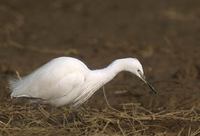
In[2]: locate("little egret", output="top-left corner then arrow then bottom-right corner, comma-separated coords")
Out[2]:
9,57 -> 156,107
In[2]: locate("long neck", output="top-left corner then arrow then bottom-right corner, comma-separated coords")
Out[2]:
90,60 -> 125,85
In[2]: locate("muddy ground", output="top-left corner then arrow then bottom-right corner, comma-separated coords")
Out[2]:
0,0 -> 200,135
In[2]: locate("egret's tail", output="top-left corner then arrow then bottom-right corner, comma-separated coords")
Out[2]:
8,78 -> 18,97
8,78 -> 18,91
9,78 -> 27,98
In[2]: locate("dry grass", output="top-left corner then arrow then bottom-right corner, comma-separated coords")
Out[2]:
0,102 -> 199,136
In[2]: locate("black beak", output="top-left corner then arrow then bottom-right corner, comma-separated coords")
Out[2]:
140,74 -> 157,94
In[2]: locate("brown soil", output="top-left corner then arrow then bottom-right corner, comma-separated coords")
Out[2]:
0,0 -> 200,135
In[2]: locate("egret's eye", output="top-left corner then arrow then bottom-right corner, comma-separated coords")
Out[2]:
137,69 -> 142,75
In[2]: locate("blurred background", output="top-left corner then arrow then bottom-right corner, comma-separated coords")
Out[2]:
0,0 -> 200,129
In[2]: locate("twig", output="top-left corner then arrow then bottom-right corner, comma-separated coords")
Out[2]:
102,86 -> 120,112
15,70 -> 21,80
117,120 -> 126,136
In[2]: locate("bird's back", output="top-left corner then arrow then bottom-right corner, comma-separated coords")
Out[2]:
9,57 -> 89,101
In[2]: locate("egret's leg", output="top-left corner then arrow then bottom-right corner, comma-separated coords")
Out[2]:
67,108 -> 86,124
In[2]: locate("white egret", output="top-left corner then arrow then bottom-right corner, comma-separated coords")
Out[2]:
9,57 -> 156,107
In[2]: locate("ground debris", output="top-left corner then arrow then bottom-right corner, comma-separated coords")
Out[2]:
0,103 -> 199,136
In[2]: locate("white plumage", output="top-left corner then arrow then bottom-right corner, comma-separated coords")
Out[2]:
9,57 -> 156,107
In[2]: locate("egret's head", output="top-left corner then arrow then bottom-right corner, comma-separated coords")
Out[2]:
123,58 -> 157,94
